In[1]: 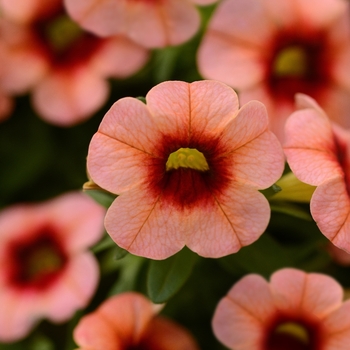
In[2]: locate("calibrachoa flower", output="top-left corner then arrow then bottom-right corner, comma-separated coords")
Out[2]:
0,0 -> 149,126
73,292 -> 199,350
64,0 -> 218,49
0,192 -> 105,342
87,80 -> 284,259
212,268 -> 350,350
284,94 -> 350,253
197,0 -> 350,141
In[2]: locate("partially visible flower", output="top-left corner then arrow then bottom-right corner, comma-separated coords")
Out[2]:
64,0 -> 218,48
0,0 -> 149,126
197,0 -> 350,141
73,292 -> 199,350
212,268 -> 350,350
0,192 -> 105,342
0,90 -> 13,122
87,80 -> 284,259
284,94 -> 350,253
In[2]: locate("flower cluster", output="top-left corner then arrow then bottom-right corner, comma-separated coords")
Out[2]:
2,0 -> 350,349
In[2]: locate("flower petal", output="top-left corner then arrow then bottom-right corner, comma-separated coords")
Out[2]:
284,107 -> 343,185
146,80 -> 239,141
186,184 -> 271,257
105,185 -> 185,260
212,274 -> 275,350
141,316 -> 199,350
323,300 -> 350,350
91,36 -> 149,78
197,32 -> 264,89
32,67 -> 108,126
219,100 -> 284,188
45,192 -> 105,252
270,268 -> 343,319
43,253 -> 99,322
311,177 -> 350,251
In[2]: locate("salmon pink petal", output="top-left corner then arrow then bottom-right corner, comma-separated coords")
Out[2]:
91,36 -> 149,78
63,0 -> 125,38
87,133 -> 155,195
146,80 -> 240,139
290,0 -> 348,28
142,317 -> 199,350
311,177 -> 350,250
284,107 -> 342,185
123,0 -> 200,48
203,0 -> 275,47
43,253 -> 99,322
191,0 -> 217,4
219,100 -> 284,188
186,184 -> 271,257
44,192 -> 105,252
0,0 -> 61,23
323,300 -> 350,350
87,98 -> 161,194
212,274 -> 275,349
0,92 -> 13,122
0,20 -> 48,94
197,33 -> 264,89
96,292 -> 156,345
32,68 -> 109,126
270,268 -> 343,318
0,289 -> 39,342
105,185 -> 184,260
74,311 -> 122,350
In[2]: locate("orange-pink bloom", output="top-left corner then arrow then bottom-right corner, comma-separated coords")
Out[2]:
0,0 -> 149,126
73,292 -> 199,350
284,94 -> 350,254
0,192 -> 105,342
212,268 -> 350,350
87,80 -> 284,259
197,0 -> 350,141
64,0 -> 218,48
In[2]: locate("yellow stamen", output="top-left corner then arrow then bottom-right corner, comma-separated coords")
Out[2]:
46,15 -> 83,52
166,148 -> 209,172
274,46 -> 307,77
274,322 -> 309,344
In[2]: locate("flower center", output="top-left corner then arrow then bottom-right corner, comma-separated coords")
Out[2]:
6,228 -> 67,290
45,15 -> 83,54
275,322 -> 309,344
273,46 -> 307,77
266,320 -> 318,350
165,148 -> 209,172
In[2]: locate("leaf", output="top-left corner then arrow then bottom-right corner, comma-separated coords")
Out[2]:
218,233 -> 293,277
147,247 -> 198,304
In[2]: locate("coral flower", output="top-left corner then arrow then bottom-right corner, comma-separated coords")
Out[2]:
64,0 -> 218,49
0,192 -> 105,342
73,292 -> 199,350
87,80 -> 284,259
284,94 -> 350,253
212,268 -> 350,350
197,0 -> 350,141
0,0 -> 149,126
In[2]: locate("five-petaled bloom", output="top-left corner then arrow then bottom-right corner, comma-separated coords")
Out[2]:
0,192 -> 105,342
284,94 -> 350,254
73,291 -> 199,350
64,0 -> 218,49
197,0 -> 350,141
212,268 -> 350,350
87,80 -> 284,259
0,0 -> 149,126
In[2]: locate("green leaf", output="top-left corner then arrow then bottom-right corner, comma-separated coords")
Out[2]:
218,233 -> 293,277
147,247 -> 198,304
